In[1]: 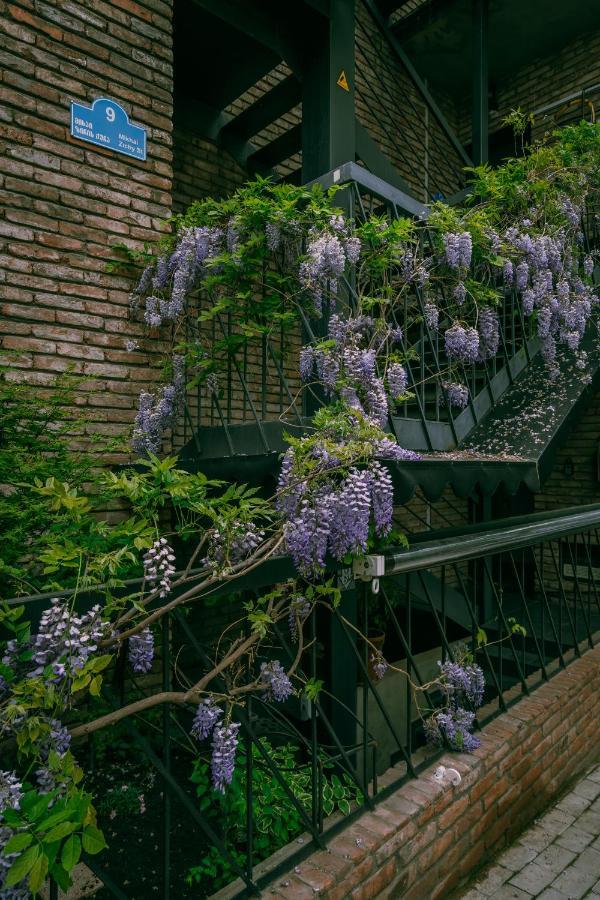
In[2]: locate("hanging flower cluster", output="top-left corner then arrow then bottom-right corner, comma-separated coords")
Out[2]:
2,598 -> 104,686
299,216 -> 361,313
424,655 -> 485,752
143,537 -> 176,598
299,313 -> 409,426
203,520 -> 265,571
132,354 -> 186,457
128,627 -> 155,675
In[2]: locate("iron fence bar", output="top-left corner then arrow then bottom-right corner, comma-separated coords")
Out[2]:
246,693 -> 254,886
265,336 -> 303,423
482,552 -> 530,695
269,622 -> 373,808
449,561 -> 507,711
82,855 -> 130,900
215,313 -> 270,452
183,401 -> 202,454
210,388 -> 236,456
162,615 -> 171,900
581,531 -> 600,616
530,543 -> 566,668
502,552 -> 549,680
565,535 -> 594,649
332,604 -> 417,778
547,540 -> 581,657
379,582 -> 440,712
171,611 -> 327,848
398,331 -> 434,450
361,581 -> 369,793
415,569 -> 457,662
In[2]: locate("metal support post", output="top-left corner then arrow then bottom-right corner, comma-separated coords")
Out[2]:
472,0 -> 489,166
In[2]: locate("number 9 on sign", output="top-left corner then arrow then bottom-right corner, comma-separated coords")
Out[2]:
106,107 -> 115,123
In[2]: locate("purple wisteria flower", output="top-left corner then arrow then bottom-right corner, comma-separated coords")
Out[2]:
439,659 -> 485,707
424,303 -> 439,330
374,438 -> 421,461
442,382 -> 469,409
132,355 -> 186,456
265,221 -> 281,252
288,597 -> 312,642
143,538 -> 176,598
300,346 -> 315,381
370,652 -> 388,681
387,362 -> 408,398
44,718 -> 71,757
478,307 -> 500,359
444,323 -> 480,363
0,772 -> 22,816
211,722 -> 241,793
370,462 -> 393,537
328,468 -> 372,559
425,708 -> 481,752
191,698 -> 223,741
260,660 -> 293,703
128,627 -> 154,674
443,232 -> 472,269
28,598 -> 104,682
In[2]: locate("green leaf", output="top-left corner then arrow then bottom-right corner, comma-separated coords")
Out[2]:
81,825 -> 107,855
50,863 -> 73,893
338,798 -> 351,816
5,845 -> 41,887
88,675 -> 102,697
28,854 -> 49,895
3,833 -> 33,854
61,834 -> 81,872
44,821 -> 77,843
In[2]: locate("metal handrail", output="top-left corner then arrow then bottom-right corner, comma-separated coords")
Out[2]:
383,504 -> 600,575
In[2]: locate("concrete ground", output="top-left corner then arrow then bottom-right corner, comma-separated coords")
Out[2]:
456,764 -> 600,899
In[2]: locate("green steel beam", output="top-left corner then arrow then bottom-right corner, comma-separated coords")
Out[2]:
301,0 -> 356,181
219,75 -> 302,143
355,121 -> 413,196
246,123 -> 302,172
472,0 -> 489,165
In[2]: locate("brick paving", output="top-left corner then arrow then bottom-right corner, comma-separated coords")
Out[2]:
457,764 -> 600,899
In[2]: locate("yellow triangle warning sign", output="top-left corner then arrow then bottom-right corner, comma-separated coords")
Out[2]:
337,70 -> 350,91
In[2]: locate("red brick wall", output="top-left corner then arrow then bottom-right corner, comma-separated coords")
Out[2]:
0,0 -> 173,458
254,644 -> 600,900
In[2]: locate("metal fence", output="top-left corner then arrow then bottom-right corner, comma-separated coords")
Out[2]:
10,504 -> 599,898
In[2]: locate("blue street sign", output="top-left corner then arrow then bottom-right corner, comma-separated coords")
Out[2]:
70,97 -> 147,161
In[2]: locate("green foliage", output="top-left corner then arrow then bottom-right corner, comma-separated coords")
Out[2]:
188,739 -> 361,892
2,779 -> 103,895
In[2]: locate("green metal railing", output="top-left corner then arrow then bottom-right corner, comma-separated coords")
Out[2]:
10,504 -> 599,898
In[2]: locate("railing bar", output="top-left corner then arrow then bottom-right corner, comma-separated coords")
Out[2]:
215,313 -> 270,452
548,540 -> 581,656
449,561 -> 507,711
333,605 -> 417,777
265,336 -> 303,424
502,553 -> 548,680
530,544 -> 565,669
582,530 -> 600,616
565,535 -> 594,648
173,611 -> 327,846
361,582 -> 370,793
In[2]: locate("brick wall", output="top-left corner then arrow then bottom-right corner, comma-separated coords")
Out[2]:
0,0 -> 173,459
254,644 -> 600,900
172,127 -> 245,212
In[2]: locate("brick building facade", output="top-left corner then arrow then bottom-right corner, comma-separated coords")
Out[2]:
2,1 -> 598,483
